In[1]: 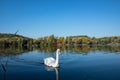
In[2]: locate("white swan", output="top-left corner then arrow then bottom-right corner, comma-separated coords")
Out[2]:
44,49 -> 60,67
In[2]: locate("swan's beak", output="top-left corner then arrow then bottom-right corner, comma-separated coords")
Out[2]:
59,51 -> 61,54
57,49 -> 61,54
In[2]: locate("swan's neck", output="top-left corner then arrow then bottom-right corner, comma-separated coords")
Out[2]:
55,53 -> 59,65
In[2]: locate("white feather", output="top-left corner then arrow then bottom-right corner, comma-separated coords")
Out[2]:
44,49 -> 60,67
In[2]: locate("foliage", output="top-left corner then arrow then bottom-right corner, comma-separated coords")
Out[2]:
0,33 -> 120,48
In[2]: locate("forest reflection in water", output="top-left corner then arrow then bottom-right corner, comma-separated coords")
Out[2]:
0,45 -> 120,56
0,45 -> 120,80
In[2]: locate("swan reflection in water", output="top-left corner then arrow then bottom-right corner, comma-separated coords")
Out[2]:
45,66 -> 59,80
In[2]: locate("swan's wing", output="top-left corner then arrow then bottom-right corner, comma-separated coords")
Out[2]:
44,57 -> 55,66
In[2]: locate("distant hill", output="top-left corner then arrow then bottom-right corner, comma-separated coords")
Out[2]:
0,33 -> 119,47
0,33 -> 33,47
0,33 -> 32,40
67,35 -> 90,38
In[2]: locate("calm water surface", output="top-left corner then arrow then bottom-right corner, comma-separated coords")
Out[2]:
0,46 -> 120,80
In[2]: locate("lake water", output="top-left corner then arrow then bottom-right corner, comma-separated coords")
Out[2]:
0,46 -> 120,80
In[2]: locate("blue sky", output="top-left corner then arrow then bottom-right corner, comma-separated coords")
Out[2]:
0,0 -> 120,38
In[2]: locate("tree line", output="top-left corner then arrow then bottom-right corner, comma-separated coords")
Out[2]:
0,33 -> 120,48
34,35 -> 120,46
0,44 -> 120,56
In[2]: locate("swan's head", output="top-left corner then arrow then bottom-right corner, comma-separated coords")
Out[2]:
56,49 -> 60,54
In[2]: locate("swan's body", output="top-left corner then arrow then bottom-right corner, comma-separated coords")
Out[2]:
44,49 -> 60,67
